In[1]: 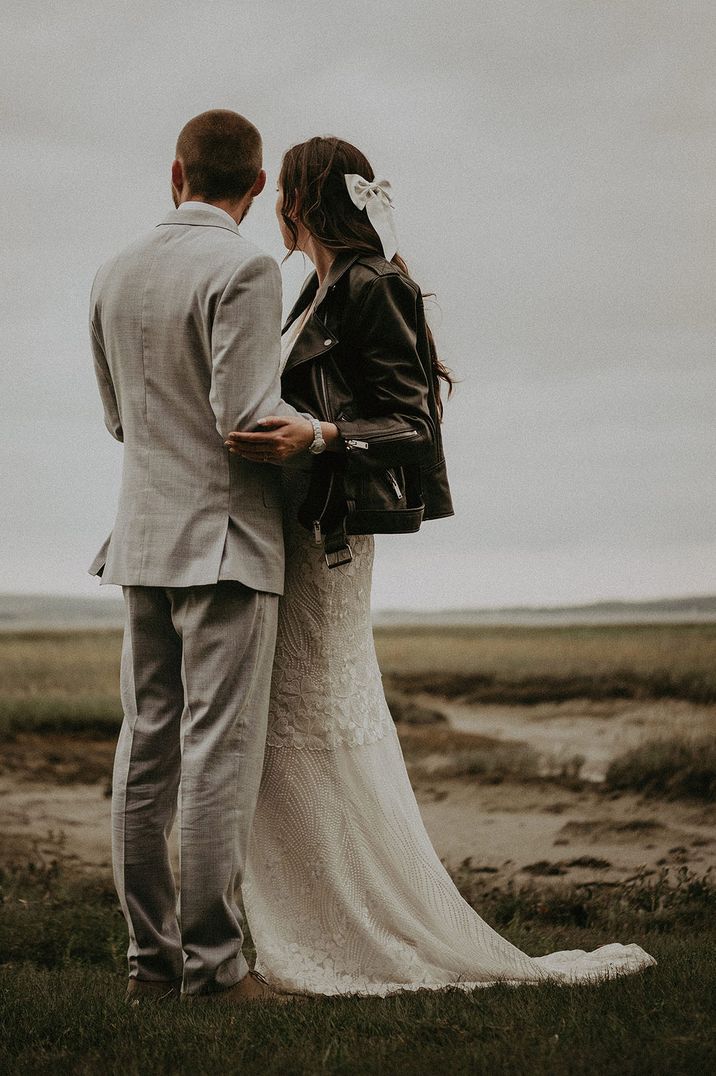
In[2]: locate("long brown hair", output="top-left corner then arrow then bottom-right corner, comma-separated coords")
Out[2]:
278,137 -> 454,416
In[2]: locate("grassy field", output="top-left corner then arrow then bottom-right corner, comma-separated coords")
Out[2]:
1,624 -> 714,801
3,945 -> 713,1076
1,622 -> 715,737
1,623 -> 714,1072
0,859 -> 714,1075
378,623 -> 716,705
0,630 -> 123,736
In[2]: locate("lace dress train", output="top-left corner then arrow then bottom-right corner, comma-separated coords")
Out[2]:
242,479 -> 656,996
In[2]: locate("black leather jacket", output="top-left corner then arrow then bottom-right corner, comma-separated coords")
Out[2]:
281,251 -> 454,566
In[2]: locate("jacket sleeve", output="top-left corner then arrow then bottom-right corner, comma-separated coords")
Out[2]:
89,305 -> 123,443
333,273 -> 435,469
210,253 -> 300,440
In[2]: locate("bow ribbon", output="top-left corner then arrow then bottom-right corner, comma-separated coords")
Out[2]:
344,174 -> 398,261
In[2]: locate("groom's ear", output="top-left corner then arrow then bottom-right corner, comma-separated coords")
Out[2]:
250,169 -> 267,198
171,158 -> 185,197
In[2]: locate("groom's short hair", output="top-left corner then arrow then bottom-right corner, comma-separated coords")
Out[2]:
176,110 -> 262,201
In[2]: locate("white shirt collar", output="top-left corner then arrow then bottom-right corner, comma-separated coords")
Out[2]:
177,201 -> 237,226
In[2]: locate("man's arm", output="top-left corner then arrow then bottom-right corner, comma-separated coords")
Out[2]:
210,253 -> 303,441
90,311 -> 123,442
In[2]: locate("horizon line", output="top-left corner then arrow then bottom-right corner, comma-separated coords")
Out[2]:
1,590 -> 714,615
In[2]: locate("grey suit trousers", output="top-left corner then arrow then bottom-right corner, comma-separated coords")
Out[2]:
112,582 -> 278,995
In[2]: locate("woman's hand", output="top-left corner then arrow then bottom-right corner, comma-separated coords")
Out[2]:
225,415 -> 314,462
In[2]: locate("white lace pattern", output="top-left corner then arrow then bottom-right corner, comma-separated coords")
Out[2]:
264,476 -> 390,752
242,475 -> 656,996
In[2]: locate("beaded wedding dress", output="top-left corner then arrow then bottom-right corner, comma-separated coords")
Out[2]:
242,475 -> 656,996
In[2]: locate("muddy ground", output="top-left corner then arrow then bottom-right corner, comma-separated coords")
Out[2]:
1,696 -> 713,887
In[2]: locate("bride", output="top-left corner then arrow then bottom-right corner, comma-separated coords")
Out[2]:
227,136 -> 656,996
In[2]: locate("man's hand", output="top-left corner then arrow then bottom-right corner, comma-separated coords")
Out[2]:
225,416 -> 314,462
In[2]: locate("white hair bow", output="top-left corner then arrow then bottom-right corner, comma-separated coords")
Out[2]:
344,174 -> 398,260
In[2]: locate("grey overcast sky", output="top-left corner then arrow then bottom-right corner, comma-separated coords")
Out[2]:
1,0 -> 714,610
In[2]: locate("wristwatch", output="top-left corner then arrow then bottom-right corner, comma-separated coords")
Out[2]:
307,415 -> 326,455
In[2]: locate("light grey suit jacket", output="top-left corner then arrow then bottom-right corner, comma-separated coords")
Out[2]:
89,203 -> 296,593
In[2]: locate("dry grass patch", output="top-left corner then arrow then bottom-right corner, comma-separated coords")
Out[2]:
397,725 -> 541,782
0,630 -> 122,697
0,733 -> 114,784
556,819 -> 666,843
376,623 -> 716,705
1,624 -> 714,740
605,735 -> 716,801
0,630 -> 122,738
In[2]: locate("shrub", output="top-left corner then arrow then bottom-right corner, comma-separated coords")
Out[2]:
605,736 -> 716,801
452,863 -> 716,933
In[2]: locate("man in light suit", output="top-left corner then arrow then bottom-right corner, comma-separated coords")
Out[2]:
89,110 -> 313,1002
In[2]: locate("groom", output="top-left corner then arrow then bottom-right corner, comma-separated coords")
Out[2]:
88,110 -> 313,1002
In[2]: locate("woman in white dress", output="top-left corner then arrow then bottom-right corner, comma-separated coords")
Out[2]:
228,137 -> 656,996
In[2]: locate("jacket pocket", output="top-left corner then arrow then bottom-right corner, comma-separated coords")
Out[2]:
346,504 -> 425,535
345,466 -> 424,534
419,456 -> 454,520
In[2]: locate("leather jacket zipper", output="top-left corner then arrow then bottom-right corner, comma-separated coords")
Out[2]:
312,469 -> 335,544
319,363 -> 333,421
386,469 -> 403,500
346,428 -> 419,451
312,360 -> 336,543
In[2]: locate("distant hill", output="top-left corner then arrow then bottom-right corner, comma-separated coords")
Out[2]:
374,595 -> 716,627
0,592 -> 715,632
0,594 -> 125,632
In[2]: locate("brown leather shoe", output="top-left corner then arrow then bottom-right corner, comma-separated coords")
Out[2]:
125,978 -> 181,1005
189,970 -> 299,1005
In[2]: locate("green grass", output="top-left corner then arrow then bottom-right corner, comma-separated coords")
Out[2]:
0,863 -> 126,971
0,950 -> 712,1076
0,861 -> 714,1075
2,859 -> 712,972
451,864 -> 716,935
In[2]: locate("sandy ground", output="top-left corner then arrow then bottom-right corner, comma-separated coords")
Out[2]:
414,776 -> 715,882
1,700 -> 714,886
436,697 -> 716,783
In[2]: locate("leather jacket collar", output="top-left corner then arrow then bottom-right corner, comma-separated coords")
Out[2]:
281,252 -> 361,373
283,251 -> 360,331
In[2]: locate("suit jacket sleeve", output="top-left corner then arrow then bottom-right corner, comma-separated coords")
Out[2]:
89,302 -> 123,443
210,253 -> 299,440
